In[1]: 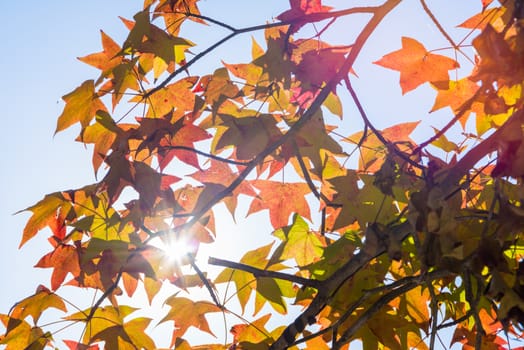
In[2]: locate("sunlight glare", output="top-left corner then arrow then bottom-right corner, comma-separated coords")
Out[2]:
149,234 -> 198,264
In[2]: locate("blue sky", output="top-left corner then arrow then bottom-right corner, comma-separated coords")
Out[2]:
0,0 -> 135,309
0,0 -> 490,348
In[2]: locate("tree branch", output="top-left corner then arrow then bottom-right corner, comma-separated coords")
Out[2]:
464,269 -> 485,350
345,77 -> 424,171
162,145 -> 253,166
419,0 -> 474,64
292,140 -> 342,208
208,256 -> 321,288
142,5 -> 382,100
415,88 -> 481,152
270,220 -> 412,349
333,280 -> 417,349
189,254 -> 222,307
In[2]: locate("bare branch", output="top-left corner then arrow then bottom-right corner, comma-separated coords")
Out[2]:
143,5 -> 383,100
162,145 -> 253,166
419,0 -> 474,64
345,77 -> 424,171
208,256 -> 321,288
189,254 -> 222,307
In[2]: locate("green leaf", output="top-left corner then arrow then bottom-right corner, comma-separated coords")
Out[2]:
273,214 -> 324,266
215,243 -> 274,313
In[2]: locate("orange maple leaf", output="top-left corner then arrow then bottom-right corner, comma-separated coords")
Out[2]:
431,79 -> 479,113
35,245 -> 81,290
191,159 -> 257,215
430,79 -> 479,127
78,31 -> 122,79
248,180 -> 311,229
374,37 -> 459,94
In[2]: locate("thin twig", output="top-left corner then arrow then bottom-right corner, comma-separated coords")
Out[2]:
419,0 -> 474,64
292,140 -> 342,207
142,6 -> 380,100
415,88 -> 482,152
345,77 -> 424,170
189,254 -> 222,307
437,310 -> 474,330
163,145 -> 253,166
464,268 -> 485,350
427,278 -> 439,350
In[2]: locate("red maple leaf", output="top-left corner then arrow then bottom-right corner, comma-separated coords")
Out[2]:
277,0 -> 332,32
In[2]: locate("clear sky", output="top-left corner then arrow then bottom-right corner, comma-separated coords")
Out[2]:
0,1 -> 488,348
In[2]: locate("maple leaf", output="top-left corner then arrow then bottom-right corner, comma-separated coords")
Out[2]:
18,192 -> 69,248
345,121 -> 420,172
150,0 -> 204,37
66,305 -> 140,346
133,161 -> 180,211
293,109 -> 344,176
431,78 -> 479,127
273,214 -> 325,266
138,22 -> 194,67
78,30 -> 123,84
8,285 -> 67,324
389,286 -> 430,330
215,243 -> 274,313
35,244 -> 81,290
277,0 -> 333,33
55,80 -> 107,134
248,180 -> 311,229
213,112 -> 283,161
431,79 -> 479,113
79,111 -> 121,174
471,24 -> 523,86
199,68 -> 243,110
457,7 -> 504,31
230,314 -> 272,346
253,28 -> 295,86
159,296 -> 221,345
374,37 -> 459,94
135,76 -> 198,119
158,122 -> 212,170
191,159 -> 257,215
294,47 -> 348,93
0,315 -> 49,349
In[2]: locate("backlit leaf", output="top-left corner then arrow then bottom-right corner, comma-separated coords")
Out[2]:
273,214 -> 325,266
9,286 -> 66,323
34,245 -> 81,290
18,193 -> 68,248
374,37 -> 458,94
160,296 -> 221,343
55,80 -> 107,134
248,180 -> 311,229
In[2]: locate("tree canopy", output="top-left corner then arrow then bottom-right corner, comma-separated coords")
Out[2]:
2,0 -> 524,349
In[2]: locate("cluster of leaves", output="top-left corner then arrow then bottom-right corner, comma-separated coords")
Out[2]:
2,0 -> 524,349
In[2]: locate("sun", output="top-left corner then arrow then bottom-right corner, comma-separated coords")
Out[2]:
149,234 -> 198,264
